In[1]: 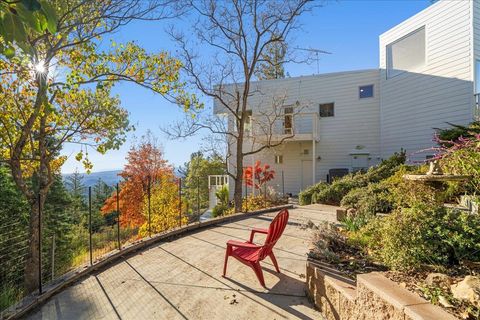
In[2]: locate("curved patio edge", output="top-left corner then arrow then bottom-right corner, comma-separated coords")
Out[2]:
5,204 -> 293,320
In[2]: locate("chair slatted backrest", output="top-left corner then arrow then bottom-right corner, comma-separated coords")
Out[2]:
259,209 -> 289,261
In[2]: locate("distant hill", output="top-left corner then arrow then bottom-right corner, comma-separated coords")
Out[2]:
63,170 -> 122,189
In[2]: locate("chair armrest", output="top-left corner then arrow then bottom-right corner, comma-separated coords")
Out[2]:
249,227 -> 268,243
227,240 -> 260,249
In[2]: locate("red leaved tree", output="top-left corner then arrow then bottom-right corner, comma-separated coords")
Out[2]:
243,161 -> 275,195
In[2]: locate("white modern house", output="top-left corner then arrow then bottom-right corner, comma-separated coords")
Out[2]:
214,0 -> 480,197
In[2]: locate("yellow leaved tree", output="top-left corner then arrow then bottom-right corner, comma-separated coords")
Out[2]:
0,0 -> 200,293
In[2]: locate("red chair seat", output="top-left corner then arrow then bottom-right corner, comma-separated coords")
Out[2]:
232,245 -> 262,262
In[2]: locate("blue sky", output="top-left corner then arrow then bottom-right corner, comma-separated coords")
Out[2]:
61,0 -> 431,174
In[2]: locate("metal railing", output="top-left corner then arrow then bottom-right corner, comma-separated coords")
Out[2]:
251,112 -> 319,141
0,176 -> 209,319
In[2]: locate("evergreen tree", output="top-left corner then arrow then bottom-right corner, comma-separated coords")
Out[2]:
64,169 -> 87,224
42,175 -> 75,281
255,36 -> 287,80
90,179 -> 115,230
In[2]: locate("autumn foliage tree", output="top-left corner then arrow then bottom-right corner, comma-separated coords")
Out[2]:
243,161 -> 275,195
101,135 -> 172,229
0,1 -> 199,292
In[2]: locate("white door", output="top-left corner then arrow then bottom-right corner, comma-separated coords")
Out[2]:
301,160 -> 313,190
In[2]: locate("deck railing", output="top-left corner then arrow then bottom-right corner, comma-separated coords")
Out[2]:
250,112 -> 319,141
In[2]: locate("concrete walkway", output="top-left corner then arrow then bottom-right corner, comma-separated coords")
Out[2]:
28,205 -> 337,320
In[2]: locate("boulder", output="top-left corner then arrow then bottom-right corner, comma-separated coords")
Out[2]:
451,276 -> 480,307
425,273 -> 453,288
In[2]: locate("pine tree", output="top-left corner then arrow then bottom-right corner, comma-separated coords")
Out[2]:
64,169 -> 87,224
255,36 -> 287,80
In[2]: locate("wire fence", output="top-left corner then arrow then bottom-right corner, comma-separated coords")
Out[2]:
0,171 -> 287,318
0,176 -> 208,319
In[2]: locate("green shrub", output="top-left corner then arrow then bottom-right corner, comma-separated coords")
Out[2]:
299,182 -> 328,205
215,185 -> 229,206
384,166 -> 442,209
341,214 -> 369,232
315,173 -> 368,205
299,151 -> 406,206
212,204 -> 228,217
340,183 -> 392,215
356,204 -> 480,271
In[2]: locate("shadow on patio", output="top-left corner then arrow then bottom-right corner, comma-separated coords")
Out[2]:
27,205 -> 330,319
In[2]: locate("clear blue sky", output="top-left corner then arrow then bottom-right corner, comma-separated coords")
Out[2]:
61,0 -> 431,174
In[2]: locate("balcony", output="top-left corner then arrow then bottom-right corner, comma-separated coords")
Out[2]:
249,112 -> 319,143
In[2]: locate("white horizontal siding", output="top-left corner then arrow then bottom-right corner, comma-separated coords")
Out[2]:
228,70 -> 381,195
379,0 -> 474,161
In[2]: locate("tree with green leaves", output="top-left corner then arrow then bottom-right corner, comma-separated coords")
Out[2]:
0,0 -> 57,57
182,152 -> 226,213
0,0 -> 199,293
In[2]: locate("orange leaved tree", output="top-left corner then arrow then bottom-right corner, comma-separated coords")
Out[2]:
101,135 -> 172,228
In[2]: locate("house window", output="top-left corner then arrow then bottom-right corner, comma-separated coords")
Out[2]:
284,107 -> 293,134
275,155 -> 283,164
319,103 -> 334,117
359,85 -> 374,98
386,26 -> 425,78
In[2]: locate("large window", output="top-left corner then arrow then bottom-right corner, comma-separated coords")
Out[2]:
386,26 -> 425,78
319,103 -> 334,117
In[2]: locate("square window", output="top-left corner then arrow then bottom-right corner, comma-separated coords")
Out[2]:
275,155 -> 283,164
359,85 -> 374,98
319,103 -> 334,117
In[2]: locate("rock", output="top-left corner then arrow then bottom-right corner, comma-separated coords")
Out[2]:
425,273 -> 453,288
451,276 -> 480,307
438,295 -> 453,308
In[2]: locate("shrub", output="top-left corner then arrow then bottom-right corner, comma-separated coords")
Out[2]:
340,182 -> 392,216
384,165 -> 442,209
215,185 -> 229,206
341,214 -> 370,232
299,151 -> 406,206
436,121 -> 480,147
356,204 -> 480,271
299,182 -> 328,205
308,222 -> 350,263
212,204 -> 228,217
315,173 -> 368,205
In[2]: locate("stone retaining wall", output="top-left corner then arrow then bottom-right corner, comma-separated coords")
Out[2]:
306,260 -> 458,320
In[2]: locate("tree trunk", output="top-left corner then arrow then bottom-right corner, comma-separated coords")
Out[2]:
24,195 -> 43,293
234,175 -> 243,212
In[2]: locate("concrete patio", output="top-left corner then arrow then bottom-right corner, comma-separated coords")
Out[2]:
27,204 -> 337,320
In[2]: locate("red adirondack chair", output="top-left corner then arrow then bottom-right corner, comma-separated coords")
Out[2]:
222,209 -> 289,287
